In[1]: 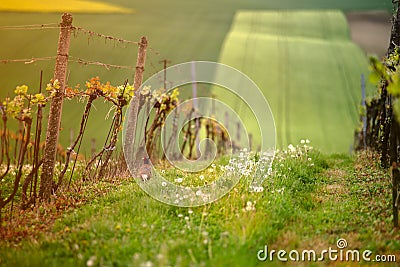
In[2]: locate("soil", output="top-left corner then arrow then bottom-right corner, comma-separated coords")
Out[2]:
345,10 -> 392,57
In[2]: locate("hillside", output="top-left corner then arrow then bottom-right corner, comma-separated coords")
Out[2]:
216,10 -> 372,153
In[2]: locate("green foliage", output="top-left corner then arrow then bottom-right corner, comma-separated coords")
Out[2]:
14,85 -> 28,96
2,84 -> 49,120
369,48 -> 400,122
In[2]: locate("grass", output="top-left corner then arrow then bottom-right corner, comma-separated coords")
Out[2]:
0,0 -> 392,152
0,0 -> 133,13
216,10 -> 372,154
1,144 -> 399,266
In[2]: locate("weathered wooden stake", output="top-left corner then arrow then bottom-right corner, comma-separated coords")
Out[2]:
191,61 -> 200,158
91,138 -> 96,157
236,121 -> 241,143
159,59 -> 171,90
248,133 -> 253,151
159,59 -> 170,155
39,13 -> 72,201
69,128 -> 74,147
125,37 -> 148,170
134,37 -> 148,96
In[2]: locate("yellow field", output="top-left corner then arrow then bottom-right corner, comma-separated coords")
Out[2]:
0,0 -> 133,13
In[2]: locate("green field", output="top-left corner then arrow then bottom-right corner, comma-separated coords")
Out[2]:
216,10 -> 373,153
0,0 -> 132,13
0,0 -> 392,152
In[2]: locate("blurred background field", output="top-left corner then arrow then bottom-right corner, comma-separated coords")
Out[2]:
0,0 -> 393,153
0,0 -> 132,13
217,10 -> 371,152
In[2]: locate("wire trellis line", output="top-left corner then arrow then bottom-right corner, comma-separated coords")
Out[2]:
0,55 -> 136,70
69,56 -> 135,70
72,26 -> 140,46
0,24 -> 141,46
0,56 -> 57,64
0,23 -> 60,30
0,20 -> 167,72
0,22 -> 167,59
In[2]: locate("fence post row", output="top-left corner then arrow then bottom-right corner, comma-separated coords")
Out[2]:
39,13 -> 73,201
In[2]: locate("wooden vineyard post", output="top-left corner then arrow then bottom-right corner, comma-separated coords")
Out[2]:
361,74 -> 367,149
393,163 -> 400,228
134,37 -> 148,93
160,59 -> 171,157
249,133 -> 253,151
39,13 -> 73,201
125,37 -> 148,171
236,121 -> 241,143
191,61 -> 200,158
159,59 -> 171,90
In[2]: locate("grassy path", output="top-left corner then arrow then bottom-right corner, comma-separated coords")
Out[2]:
1,147 -> 399,266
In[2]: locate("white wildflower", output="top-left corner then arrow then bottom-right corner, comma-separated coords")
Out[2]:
86,256 -> 96,267
288,144 -> 296,152
254,186 -> 264,193
244,201 -> 256,212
